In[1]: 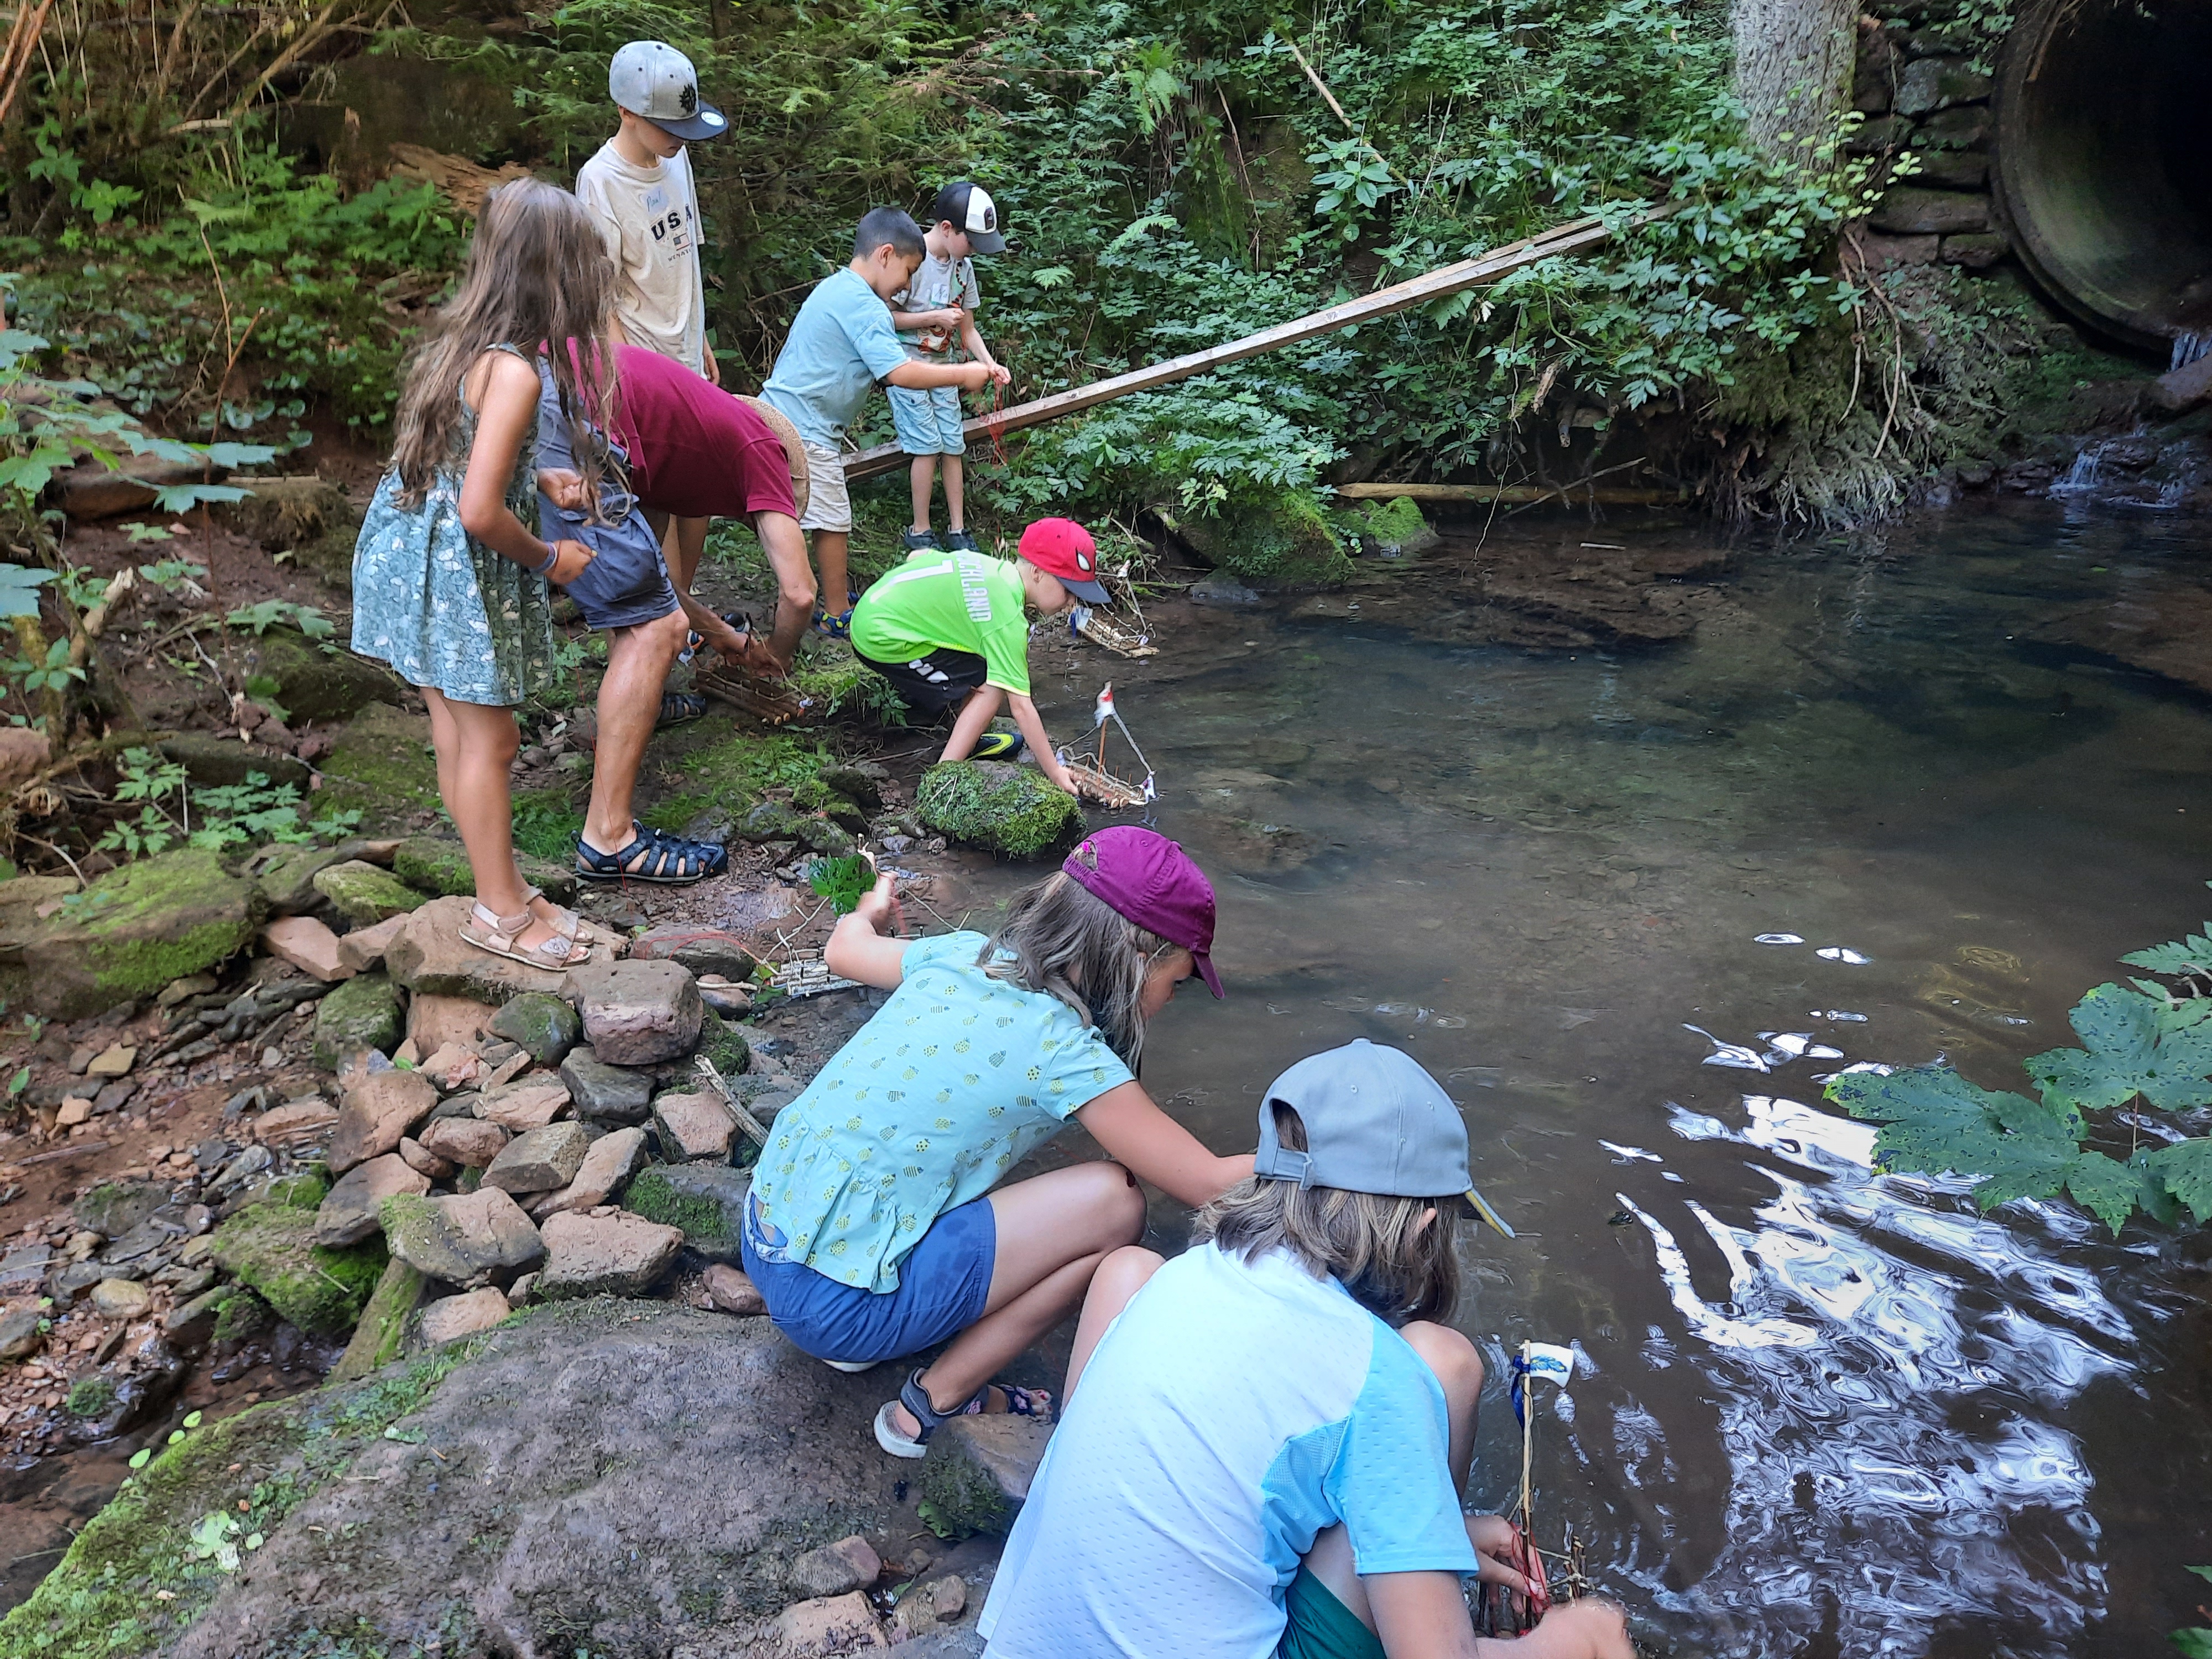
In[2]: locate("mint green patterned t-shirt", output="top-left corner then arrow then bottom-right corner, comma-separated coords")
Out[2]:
751,931 -> 1134,1292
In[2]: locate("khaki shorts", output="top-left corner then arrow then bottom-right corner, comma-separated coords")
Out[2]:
799,440 -> 851,534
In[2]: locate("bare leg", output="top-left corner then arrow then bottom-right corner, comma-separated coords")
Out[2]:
940,684 -> 1004,761
422,690 -> 559,951
580,609 -> 690,859
942,452 -> 966,533
755,511 -> 817,672
665,514 -> 749,664
885,1161 -> 1146,1438
909,455 -> 937,535
1065,1244 -> 1162,1401
811,528 -> 852,625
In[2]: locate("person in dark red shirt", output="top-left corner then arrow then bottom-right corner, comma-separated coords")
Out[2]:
537,342 -> 817,672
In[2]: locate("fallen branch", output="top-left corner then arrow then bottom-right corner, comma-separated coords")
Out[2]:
0,0 -> 55,127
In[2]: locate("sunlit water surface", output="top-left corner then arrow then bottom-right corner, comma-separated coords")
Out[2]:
968,500 -> 2212,1657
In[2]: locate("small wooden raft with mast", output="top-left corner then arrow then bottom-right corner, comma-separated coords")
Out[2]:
841,210 -> 1662,483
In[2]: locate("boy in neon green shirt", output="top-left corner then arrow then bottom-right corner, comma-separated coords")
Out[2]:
849,517 -> 1108,791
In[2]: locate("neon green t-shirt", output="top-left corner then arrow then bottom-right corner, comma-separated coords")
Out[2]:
850,549 -> 1032,696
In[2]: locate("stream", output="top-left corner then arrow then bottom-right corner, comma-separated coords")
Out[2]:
999,499 -> 2212,1658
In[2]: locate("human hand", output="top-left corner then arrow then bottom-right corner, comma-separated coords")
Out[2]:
1466,1515 -> 1530,1595
986,362 -> 1012,388
537,468 -> 591,513
545,539 -> 594,585
700,612 -> 752,663
853,872 -> 904,935
1042,757 -> 1081,797
703,348 -> 722,387
936,306 -> 967,331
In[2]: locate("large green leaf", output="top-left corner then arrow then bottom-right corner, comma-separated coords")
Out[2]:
2124,923 -> 2212,978
2169,1629 -> 2212,1659
2148,1139 -> 2212,1225
0,564 -> 54,620
2027,983 -> 2212,1114
2063,1152 -> 2141,1236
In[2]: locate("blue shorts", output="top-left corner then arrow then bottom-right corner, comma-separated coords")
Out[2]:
740,1193 -> 997,1365
549,503 -> 680,632
889,382 -> 966,456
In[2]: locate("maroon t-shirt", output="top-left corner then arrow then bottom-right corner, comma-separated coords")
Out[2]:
567,342 -> 798,520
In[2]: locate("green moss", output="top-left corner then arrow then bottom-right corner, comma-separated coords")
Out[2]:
621,1164 -> 748,1253
65,1374 -> 117,1418
696,1013 -> 750,1079
316,703 -> 442,830
270,1169 -> 331,1209
916,1439 -> 1015,1538
208,1202 -> 385,1337
389,833 -> 578,904
643,732 -> 832,833
917,760 -> 1086,858
211,1287 -> 272,1345
1167,490 -> 1354,587
327,1257 -> 426,1384
312,972 -> 403,1068
788,654 -> 909,725
0,1347 -> 472,1658
622,1171 -> 727,1241
311,860 -> 423,925
36,849 -> 265,1009
243,625 -> 401,726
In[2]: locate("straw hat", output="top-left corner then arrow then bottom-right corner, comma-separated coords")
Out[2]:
734,394 -> 810,521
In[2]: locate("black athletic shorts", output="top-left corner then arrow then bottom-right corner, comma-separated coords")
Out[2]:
854,646 -> 989,718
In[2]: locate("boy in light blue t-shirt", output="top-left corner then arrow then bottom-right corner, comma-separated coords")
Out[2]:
979,1041 -> 1635,1659
761,206 -> 995,641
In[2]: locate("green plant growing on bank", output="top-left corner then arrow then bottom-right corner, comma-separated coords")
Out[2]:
1828,885 -> 2212,1234
806,853 -> 876,915
93,747 -> 356,858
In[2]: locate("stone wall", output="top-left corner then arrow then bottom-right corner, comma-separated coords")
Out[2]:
1848,5 -> 2010,274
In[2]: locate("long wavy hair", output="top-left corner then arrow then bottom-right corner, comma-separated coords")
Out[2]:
386,178 -> 619,511
980,872 -> 1180,1068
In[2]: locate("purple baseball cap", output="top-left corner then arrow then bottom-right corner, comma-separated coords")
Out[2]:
1063,826 -> 1224,998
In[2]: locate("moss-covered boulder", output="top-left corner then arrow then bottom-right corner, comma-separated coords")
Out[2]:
697,1013 -> 750,1081
251,841 -> 362,915
0,847 -> 262,1019
623,1163 -> 749,1261
208,1200 -> 385,1337
1162,490 -> 1354,588
312,972 -> 404,1068
918,760 -> 1085,858
488,990 -> 582,1066
312,859 -> 424,925
157,732 -> 312,791
393,836 -> 579,906
1353,497 -> 1442,559
316,702 -> 441,830
241,624 -> 403,726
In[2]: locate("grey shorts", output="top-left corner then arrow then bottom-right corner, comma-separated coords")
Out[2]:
799,440 -> 852,534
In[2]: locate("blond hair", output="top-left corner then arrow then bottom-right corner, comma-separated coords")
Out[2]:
980,872 -> 1178,1068
386,178 -> 620,510
1198,1104 -> 1461,1326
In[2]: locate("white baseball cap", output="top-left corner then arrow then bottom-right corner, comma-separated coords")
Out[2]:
928,180 -> 1006,254
609,41 -> 728,142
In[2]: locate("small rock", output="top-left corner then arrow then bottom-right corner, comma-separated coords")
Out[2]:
536,1209 -> 682,1299
313,1152 -> 431,1247
476,1077 -> 571,1132
790,1533 -> 883,1598
887,1574 -> 969,1642
570,959 -> 704,1066
629,925 -> 759,981
536,1125 -> 647,1216
927,1573 -> 967,1621
919,1415 -> 1052,1538
0,1307 -> 42,1360
335,912 -> 410,974
254,1099 -> 340,1147
507,1270 -> 539,1306
406,992 -> 501,1054
90,1278 -> 154,1319
73,1182 -> 166,1239
559,1052 -> 654,1123
259,1045 -> 286,1070
329,1067 -> 440,1175
312,859 -> 425,925
158,973 -> 218,1008
417,1286 -> 510,1345
55,1097 -> 92,1127
312,972 -> 404,1069
771,1592 -> 888,1655
85,1044 -> 136,1078
418,1042 -> 483,1093
381,1187 -> 544,1287
398,1136 -> 456,1181
92,1079 -> 137,1115
484,1121 -> 591,1195
651,1090 -> 736,1163
1190,575 -> 1261,606
0,1244 -> 56,1290
163,1285 -> 227,1349
418,1115 -> 509,1167
260,916 -> 355,983
701,1262 -> 766,1316
488,991 -> 583,1066
0,727 -> 51,795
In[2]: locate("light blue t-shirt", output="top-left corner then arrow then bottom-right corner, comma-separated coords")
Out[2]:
979,1242 -> 1478,1659
749,931 -> 1133,1292
760,266 -> 911,448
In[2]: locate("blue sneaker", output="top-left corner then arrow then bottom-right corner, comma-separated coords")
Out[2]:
943,529 -> 979,552
901,528 -> 941,551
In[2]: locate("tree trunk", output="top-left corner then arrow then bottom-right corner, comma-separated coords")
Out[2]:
1731,0 -> 1859,154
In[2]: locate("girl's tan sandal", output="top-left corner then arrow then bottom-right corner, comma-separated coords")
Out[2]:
521,883 -> 621,951
458,902 -> 594,972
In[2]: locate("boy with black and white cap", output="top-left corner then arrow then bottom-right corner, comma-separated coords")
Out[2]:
978,1039 -> 1635,1659
888,181 -> 1013,555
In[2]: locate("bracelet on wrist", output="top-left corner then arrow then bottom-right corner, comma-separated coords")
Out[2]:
529,541 -> 560,577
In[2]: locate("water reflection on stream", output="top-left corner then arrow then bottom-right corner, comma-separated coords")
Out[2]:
1005,501 -> 2211,1657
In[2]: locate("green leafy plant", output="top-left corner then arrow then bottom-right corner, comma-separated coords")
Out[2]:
2173,1566 -> 2212,1658
93,747 -> 347,858
805,853 -> 876,915
227,599 -> 333,640
1828,884 -> 2212,1234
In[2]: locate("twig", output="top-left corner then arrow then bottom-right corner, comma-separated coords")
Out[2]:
1500,456 -> 1650,518
692,1055 -> 770,1147
224,0 -> 356,122
0,0 -> 54,127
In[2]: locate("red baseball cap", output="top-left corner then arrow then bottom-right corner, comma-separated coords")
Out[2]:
1064,826 -> 1224,997
1016,518 -> 1111,605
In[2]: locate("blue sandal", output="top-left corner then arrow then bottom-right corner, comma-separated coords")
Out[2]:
575,824 -> 728,886
873,1365 -> 1051,1460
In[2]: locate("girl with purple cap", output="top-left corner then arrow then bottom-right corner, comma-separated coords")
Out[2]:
739,825 -> 1250,1457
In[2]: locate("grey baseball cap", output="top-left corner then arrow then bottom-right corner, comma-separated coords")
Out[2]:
1253,1039 -> 1473,1200
610,41 -> 728,142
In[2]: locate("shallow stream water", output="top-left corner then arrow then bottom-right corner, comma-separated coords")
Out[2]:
994,500 -> 2212,1658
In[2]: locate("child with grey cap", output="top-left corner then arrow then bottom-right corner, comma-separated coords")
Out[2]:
978,1038 -> 1633,1659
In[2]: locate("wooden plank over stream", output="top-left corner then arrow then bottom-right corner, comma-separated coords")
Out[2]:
840,211 -> 1651,482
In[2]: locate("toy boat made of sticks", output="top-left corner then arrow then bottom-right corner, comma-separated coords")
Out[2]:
1070,603 -> 1157,659
1058,681 -> 1156,810
694,665 -> 815,727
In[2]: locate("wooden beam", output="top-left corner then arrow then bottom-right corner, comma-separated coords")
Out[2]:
841,211 -> 1657,482
1334,482 -> 1685,505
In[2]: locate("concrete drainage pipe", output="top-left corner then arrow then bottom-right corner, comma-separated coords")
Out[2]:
1992,0 -> 2212,358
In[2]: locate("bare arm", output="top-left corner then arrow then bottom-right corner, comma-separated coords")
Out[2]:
961,312 -> 1010,385
1369,1574 -> 1632,1659
886,358 -> 992,391
822,874 -> 911,990
889,306 -> 965,332
1075,1081 -> 1252,1209
460,353 -> 592,583
1005,693 -> 1079,795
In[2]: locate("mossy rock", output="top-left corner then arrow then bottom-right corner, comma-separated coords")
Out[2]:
917,760 -> 1085,858
737,799 -> 813,843
327,1256 -> 427,1384
156,732 -> 313,791
313,859 -> 424,925
697,1013 -> 750,1081
622,1162 -> 749,1261
208,1200 -> 385,1337
211,1286 -> 273,1345
313,972 -> 403,1068
241,624 -> 403,726
251,841 -> 362,915
1164,491 -> 1354,588
270,1168 -> 332,1209
488,990 -> 582,1066
0,847 -> 262,1019
316,702 -> 442,831
392,836 -> 579,906
1353,497 -> 1441,559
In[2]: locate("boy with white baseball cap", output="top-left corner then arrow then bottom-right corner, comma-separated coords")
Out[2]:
978,1039 -> 1635,1659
